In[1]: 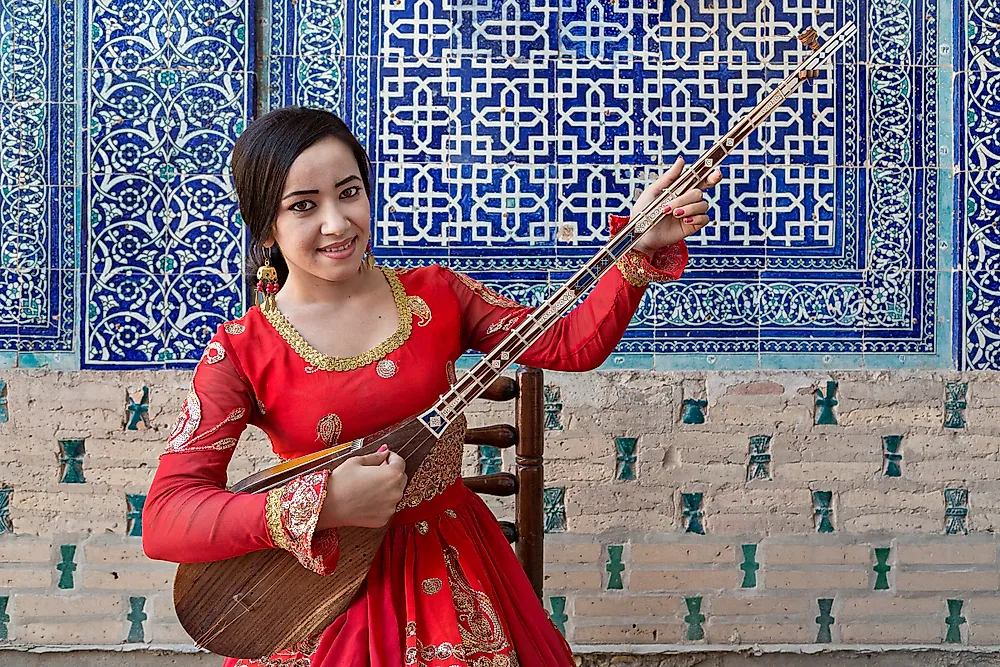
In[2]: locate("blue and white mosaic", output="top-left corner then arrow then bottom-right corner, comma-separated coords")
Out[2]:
0,0 -> 992,370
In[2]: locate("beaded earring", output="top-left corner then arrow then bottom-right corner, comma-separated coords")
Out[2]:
256,246 -> 279,313
363,242 -> 375,271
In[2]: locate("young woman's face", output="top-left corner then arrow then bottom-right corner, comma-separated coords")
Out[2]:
267,136 -> 371,284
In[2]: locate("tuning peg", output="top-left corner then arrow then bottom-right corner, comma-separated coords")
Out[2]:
798,26 -> 821,51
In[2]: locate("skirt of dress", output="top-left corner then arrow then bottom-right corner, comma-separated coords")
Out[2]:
225,480 -> 574,667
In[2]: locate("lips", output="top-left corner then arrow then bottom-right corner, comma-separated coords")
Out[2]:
316,237 -> 358,259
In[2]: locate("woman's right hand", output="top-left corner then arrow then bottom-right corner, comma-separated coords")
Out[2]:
316,447 -> 408,530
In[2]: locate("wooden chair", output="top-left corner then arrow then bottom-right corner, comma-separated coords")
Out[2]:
461,366 -> 545,599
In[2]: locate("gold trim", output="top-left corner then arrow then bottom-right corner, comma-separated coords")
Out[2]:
265,488 -> 290,551
262,266 -> 413,372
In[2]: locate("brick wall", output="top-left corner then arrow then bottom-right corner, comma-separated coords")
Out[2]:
0,369 -> 998,652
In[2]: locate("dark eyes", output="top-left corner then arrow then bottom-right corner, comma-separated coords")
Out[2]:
341,186 -> 362,199
287,187 -> 361,213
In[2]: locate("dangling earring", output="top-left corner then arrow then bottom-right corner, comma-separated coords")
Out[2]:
256,246 -> 279,313
363,242 -> 375,271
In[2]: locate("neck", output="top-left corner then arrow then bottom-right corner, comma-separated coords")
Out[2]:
275,264 -> 381,311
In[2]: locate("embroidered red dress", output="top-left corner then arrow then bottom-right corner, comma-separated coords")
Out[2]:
143,221 -> 687,667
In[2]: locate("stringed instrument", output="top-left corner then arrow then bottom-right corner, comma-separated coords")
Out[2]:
173,22 -> 858,659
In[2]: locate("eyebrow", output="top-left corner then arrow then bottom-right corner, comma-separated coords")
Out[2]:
280,175 -> 362,201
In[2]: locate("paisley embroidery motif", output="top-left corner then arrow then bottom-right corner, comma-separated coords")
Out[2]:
304,365 -> 320,374
422,577 -> 443,595
166,388 -> 201,452
377,359 -> 398,379
316,414 -> 342,445
444,545 -> 517,663
269,471 -> 338,575
224,322 -> 246,335
445,360 -> 458,387
408,295 -> 432,327
203,341 -> 226,364
416,521 -> 429,535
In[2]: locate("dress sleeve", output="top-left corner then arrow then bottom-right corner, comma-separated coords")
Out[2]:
443,214 -> 688,372
142,329 -> 340,575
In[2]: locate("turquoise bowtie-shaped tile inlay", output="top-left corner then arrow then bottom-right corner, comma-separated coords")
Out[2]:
0,488 -> 11,534
747,435 -> 772,481
814,381 -> 838,425
58,439 -> 86,484
0,596 -> 9,641
945,488 -> 969,535
681,398 -> 707,424
57,545 -> 77,589
740,544 -> 760,588
543,487 -> 566,533
684,597 -> 705,640
945,599 -> 966,643
614,437 -> 637,481
944,382 -> 968,429
549,596 -> 568,636
816,598 -> 835,643
543,385 -> 563,431
477,446 -> 502,475
682,493 -> 705,534
126,493 -> 146,537
606,544 -> 625,590
0,379 -> 8,423
882,435 -> 903,477
124,386 -> 151,430
813,491 -> 835,533
873,547 -> 891,591
127,597 -> 148,643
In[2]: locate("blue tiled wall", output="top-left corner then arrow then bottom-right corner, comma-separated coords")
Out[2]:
0,0 -> 992,370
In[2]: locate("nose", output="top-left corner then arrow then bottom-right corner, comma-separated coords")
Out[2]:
319,206 -> 352,237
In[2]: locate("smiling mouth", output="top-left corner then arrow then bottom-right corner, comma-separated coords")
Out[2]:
317,238 -> 357,254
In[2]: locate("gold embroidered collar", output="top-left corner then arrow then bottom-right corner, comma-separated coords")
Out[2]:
262,266 -> 413,372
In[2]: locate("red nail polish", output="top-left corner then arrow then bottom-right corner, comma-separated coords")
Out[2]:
684,216 -> 694,223
674,208 -> 685,217
662,205 -> 672,214
377,445 -> 388,453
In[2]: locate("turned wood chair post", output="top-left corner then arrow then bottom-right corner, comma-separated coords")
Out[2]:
515,366 -> 544,600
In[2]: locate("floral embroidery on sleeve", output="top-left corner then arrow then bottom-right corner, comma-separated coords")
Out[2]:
163,387 -> 245,454
609,214 -> 688,287
264,471 -> 340,575
445,267 -> 523,308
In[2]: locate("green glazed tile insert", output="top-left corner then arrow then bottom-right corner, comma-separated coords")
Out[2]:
57,544 -> 77,590
58,439 -> 85,484
747,435 -> 772,481
813,491 -> 834,533
740,544 -> 759,588
127,596 -> 147,643
681,398 -> 707,424
606,544 -> 625,590
684,597 -> 705,640
543,385 -> 563,431
816,598 -> 835,643
549,596 -> 568,636
945,488 -> 969,535
0,379 -> 8,423
882,435 -> 903,477
0,489 -> 11,534
945,599 -> 966,643
873,547 -> 891,591
682,492 -> 705,534
814,381 -> 838,425
543,487 -> 566,533
125,386 -> 151,430
126,493 -> 146,537
944,382 -> 968,429
477,445 -> 502,476
614,437 -> 637,481
0,596 -> 8,641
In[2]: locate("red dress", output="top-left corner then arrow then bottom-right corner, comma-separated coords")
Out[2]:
143,219 -> 687,667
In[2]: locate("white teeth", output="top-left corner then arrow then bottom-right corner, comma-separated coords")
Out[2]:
319,239 -> 353,252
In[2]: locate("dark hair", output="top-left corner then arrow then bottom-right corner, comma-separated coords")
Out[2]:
231,107 -> 373,287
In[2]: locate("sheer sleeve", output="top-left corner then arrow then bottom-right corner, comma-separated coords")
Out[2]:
143,329 -> 340,574
442,215 -> 688,372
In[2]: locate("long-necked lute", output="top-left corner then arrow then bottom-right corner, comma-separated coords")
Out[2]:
173,22 -> 858,659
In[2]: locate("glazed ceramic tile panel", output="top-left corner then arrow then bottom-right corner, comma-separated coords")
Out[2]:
81,0 -> 252,367
266,0 -> 947,370
0,0 -> 77,364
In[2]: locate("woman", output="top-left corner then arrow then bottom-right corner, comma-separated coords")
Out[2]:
143,107 -> 722,666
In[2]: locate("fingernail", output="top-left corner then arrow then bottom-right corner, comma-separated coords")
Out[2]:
377,445 -> 388,453
684,216 -> 694,223
674,208 -> 685,217
662,204 -> 672,214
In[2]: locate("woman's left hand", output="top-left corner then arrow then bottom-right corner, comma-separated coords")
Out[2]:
628,156 -> 724,254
